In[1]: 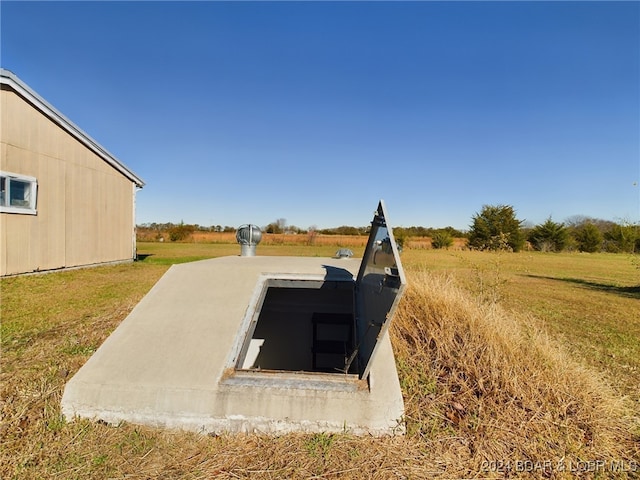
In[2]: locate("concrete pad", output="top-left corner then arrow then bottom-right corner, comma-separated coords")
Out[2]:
61,256 -> 405,435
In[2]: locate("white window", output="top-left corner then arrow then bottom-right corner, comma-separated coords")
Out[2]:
0,172 -> 38,215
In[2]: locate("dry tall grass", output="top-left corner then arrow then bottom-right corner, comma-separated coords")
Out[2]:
1,267 -> 637,478
138,230 -> 469,250
392,271 -> 638,477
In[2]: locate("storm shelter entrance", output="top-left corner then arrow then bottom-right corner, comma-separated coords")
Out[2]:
62,200 -> 407,435
227,200 -> 407,386
236,277 -> 359,375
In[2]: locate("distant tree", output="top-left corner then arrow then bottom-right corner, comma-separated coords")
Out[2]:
574,222 -> 603,253
402,226 -> 429,237
265,218 -> 287,234
441,226 -> 466,238
394,229 -> 407,249
565,215 -> 592,228
603,222 -> 638,253
320,225 -> 364,236
394,225 -> 464,239
431,231 -> 454,250
566,215 -> 616,233
468,204 -> 525,252
528,217 -> 569,252
168,222 -> 195,242
307,225 -> 318,246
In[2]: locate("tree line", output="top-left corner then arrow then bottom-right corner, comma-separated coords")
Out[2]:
137,205 -> 639,253
467,204 -> 639,253
137,221 -> 467,244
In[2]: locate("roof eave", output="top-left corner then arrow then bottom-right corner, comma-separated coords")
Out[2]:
0,68 -> 145,188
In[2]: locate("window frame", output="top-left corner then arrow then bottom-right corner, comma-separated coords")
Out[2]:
0,171 -> 38,215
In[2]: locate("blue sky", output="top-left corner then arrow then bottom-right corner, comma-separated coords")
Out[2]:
2,1 -> 638,230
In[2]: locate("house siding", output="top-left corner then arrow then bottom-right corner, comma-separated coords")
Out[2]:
1,83 -> 139,276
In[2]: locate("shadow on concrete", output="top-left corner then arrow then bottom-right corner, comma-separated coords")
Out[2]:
322,265 -> 356,281
524,274 -> 640,300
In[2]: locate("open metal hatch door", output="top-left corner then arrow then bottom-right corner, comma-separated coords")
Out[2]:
352,200 -> 407,379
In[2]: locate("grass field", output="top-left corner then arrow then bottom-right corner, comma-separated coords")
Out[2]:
1,242 -> 638,478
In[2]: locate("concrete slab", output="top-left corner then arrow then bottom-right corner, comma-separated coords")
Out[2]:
61,256 -> 405,435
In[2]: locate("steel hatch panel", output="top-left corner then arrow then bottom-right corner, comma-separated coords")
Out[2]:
354,200 -> 407,379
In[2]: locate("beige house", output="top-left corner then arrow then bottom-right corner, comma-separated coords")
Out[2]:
1,69 -> 144,276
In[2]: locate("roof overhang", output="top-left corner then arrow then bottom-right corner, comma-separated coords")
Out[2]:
0,68 -> 144,188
